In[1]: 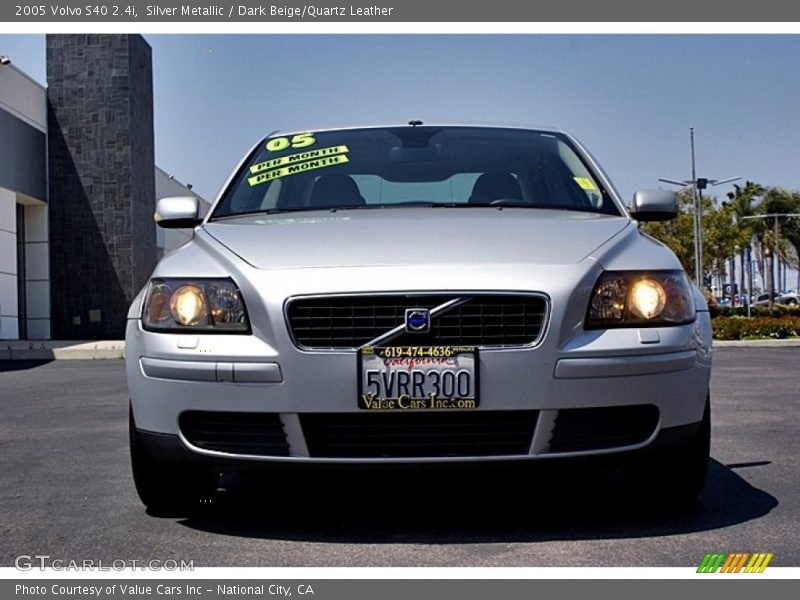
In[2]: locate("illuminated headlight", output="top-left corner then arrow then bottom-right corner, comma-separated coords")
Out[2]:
585,271 -> 695,329
142,278 -> 250,333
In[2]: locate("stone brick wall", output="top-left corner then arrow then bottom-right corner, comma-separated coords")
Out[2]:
47,34 -> 156,339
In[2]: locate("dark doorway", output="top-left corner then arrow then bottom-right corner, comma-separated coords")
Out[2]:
16,203 -> 27,340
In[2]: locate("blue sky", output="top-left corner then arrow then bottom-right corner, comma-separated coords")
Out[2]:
2,34 -> 800,205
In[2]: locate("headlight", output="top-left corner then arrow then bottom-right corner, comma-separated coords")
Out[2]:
142,278 -> 250,333
585,270 -> 695,329
170,285 -> 207,326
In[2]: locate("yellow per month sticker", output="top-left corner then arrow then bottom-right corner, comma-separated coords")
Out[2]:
250,145 -> 349,175
248,154 -> 350,187
573,177 -> 596,191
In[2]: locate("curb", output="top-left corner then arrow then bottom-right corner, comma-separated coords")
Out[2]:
713,339 -> 800,348
0,341 -> 125,361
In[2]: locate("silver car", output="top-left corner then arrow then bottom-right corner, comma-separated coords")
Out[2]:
753,292 -> 800,307
126,124 -> 712,513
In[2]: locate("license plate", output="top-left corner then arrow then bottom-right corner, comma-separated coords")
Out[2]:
358,346 -> 479,410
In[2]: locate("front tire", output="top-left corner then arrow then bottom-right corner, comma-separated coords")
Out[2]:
129,406 -> 218,515
626,395 -> 710,507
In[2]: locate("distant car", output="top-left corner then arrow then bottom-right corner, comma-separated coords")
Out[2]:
754,292 -> 800,306
125,124 -> 713,513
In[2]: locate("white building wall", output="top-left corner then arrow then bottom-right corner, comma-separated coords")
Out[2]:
0,191 -> 51,340
23,201 -> 50,339
0,63 -> 47,130
0,62 -> 48,340
0,187 -> 19,340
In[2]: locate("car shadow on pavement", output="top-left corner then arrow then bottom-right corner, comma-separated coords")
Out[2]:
0,360 -> 53,372
175,458 -> 777,543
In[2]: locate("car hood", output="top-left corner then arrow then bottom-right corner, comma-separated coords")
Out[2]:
202,208 -> 631,269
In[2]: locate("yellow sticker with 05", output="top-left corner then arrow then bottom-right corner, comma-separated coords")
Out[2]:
265,133 -> 316,152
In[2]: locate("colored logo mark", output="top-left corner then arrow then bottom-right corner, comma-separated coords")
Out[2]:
696,552 -> 773,573
405,308 -> 431,333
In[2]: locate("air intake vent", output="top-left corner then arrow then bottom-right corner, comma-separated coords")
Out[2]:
179,411 -> 290,456
548,405 -> 659,453
300,410 -> 538,458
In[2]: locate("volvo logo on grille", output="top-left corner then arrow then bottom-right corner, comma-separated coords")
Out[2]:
405,308 -> 431,333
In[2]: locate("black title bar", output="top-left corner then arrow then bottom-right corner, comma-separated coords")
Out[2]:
4,0 -> 800,22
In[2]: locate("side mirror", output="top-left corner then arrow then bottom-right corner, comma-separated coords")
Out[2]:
631,190 -> 677,222
154,196 -> 202,229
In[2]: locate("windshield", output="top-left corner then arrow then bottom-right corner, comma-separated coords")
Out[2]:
211,126 -> 621,219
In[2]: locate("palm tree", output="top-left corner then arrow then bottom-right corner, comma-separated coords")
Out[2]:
782,191 -> 800,290
726,181 -> 764,300
758,188 -> 800,294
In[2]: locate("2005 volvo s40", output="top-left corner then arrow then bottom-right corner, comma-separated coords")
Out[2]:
126,124 -> 712,512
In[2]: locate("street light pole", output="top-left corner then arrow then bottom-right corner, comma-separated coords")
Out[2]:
746,244 -> 753,317
690,128 -> 703,290
660,128 -> 740,291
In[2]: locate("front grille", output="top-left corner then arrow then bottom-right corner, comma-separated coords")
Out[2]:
548,405 -> 659,453
286,294 -> 547,349
300,410 -> 538,458
179,411 -> 290,456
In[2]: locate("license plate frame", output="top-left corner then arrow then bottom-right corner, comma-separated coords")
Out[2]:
357,345 -> 479,411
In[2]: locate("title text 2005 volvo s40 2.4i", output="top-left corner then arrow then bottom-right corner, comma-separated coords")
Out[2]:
126,124 -> 712,513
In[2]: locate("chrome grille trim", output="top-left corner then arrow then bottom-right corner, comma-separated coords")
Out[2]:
362,297 -> 469,348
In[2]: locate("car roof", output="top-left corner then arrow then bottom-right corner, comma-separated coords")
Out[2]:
265,122 -> 571,139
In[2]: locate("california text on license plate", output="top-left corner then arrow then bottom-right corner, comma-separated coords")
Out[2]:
358,346 -> 479,410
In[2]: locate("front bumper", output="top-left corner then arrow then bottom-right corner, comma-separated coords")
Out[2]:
135,418 -> 705,471
126,312 -> 712,464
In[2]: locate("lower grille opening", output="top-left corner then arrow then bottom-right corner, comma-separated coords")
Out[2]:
179,411 -> 290,456
548,405 -> 659,453
300,411 -> 538,458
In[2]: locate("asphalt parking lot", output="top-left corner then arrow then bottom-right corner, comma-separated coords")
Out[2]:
0,347 -> 797,567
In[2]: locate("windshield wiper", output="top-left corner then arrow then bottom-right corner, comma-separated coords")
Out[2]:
329,201 -> 544,211
330,201 -> 438,211
208,207 -> 338,221
464,200 -> 591,211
